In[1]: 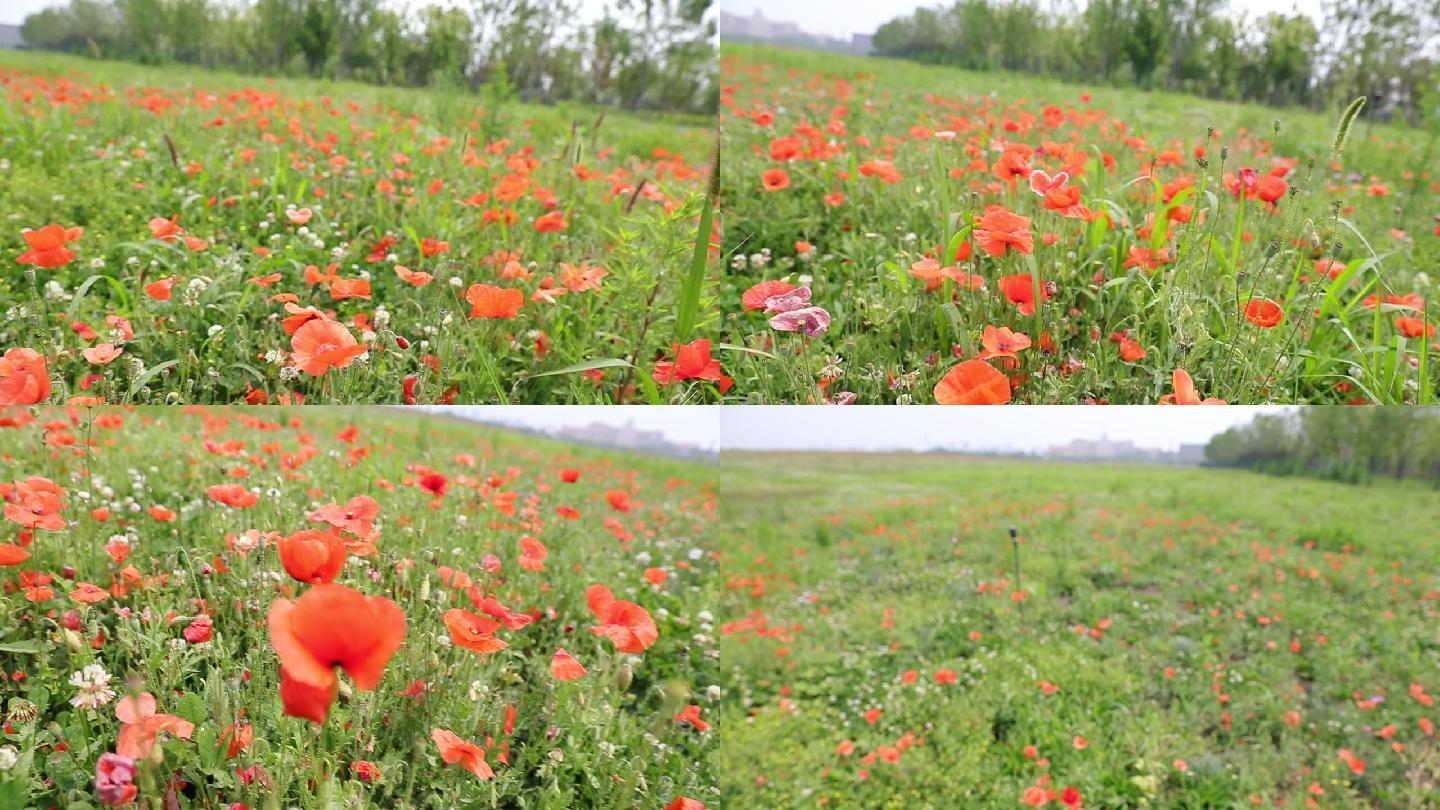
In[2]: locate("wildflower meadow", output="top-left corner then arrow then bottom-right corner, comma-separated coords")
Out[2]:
719,446 -> 1440,808
1,51 -> 723,406
720,44 -> 1440,405
0,405 -> 718,808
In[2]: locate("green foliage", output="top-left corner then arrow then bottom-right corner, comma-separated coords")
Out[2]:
870,0 -> 1437,121
1206,407 -> 1440,483
18,0 -> 718,115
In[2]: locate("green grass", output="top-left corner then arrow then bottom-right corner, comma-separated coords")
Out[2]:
0,51 -> 721,404
0,406 -> 719,808
720,43 -> 1439,404
718,450 -> 1440,808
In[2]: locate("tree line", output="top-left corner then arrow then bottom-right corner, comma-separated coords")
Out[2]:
1205,409 -> 1440,485
872,0 -> 1438,122
19,0 -> 718,115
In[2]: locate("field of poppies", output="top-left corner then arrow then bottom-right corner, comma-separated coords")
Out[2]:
719,450 -> 1440,808
1,51 -> 723,406
720,44 -> 1440,404
0,405 -> 718,808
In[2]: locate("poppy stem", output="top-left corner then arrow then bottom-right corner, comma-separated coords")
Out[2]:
1009,526 -> 1022,610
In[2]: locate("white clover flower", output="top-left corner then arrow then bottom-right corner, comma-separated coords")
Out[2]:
69,664 -> 117,710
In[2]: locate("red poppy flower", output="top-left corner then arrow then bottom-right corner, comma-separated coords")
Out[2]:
551,648 -> 587,681
998,274 -> 1049,316
268,584 -> 406,723
443,608 -> 508,653
278,529 -> 348,584
465,284 -> 524,319
432,728 -> 495,780
742,280 -> 798,311
207,483 -> 258,508
761,168 -> 791,191
934,360 -> 1012,405
653,339 -> 732,392
973,205 -> 1034,257
15,224 -> 82,268
290,319 -> 367,376
1244,299 -> 1283,328
587,584 -> 659,653
0,348 -> 51,406
1160,369 -> 1227,405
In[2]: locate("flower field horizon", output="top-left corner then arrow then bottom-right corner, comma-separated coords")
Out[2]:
719,449 -> 1440,808
1,51 -> 723,406
720,43 -> 1439,405
0,405 -> 718,808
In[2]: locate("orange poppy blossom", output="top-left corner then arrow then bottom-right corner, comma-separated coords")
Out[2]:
268,583 -> 406,723
465,283 -> 525,319
0,348 -> 52,406
998,273 -> 1050,316
1244,298 -> 1284,328
761,168 -> 791,191
550,648 -> 588,681
518,535 -> 548,571
5,476 -> 67,531
973,205 -> 1034,257
674,704 -> 709,732
277,529 -> 349,584
586,584 -> 659,653
934,359 -> 1012,405
206,483 -> 258,508
977,325 -> 1031,361
115,693 -> 195,760
289,318 -> 368,376
14,224 -> 83,268
81,343 -> 124,365
432,728 -> 496,780
443,608 -> 509,653
0,543 -> 31,565
653,339 -> 733,392
1159,369 -> 1227,405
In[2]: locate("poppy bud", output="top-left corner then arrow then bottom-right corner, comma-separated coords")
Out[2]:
396,336 -> 410,349
60,566 -> 76,580
615,662 -> 633,692
62,628 -> 83,652
63,609 -> 81,630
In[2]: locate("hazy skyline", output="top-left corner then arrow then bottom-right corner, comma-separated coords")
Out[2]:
721,406 -> 1292,453
721,0 -> 1326,39
439,406 -> 720,451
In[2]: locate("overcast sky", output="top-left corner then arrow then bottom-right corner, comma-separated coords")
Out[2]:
721,0 -> 1326,39
721,407 -> 1293,453
438,406 -> 720,451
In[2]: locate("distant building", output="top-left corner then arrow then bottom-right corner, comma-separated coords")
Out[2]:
720,9 -> 873,55
1176,443 -> 1208,465
0,24 -> 23,49
549,421 -> 716,464
1046,435 -> 1204,466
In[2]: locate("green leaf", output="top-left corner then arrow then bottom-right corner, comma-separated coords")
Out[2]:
674,144 -> 719,343
126,360 -> 180,399
717,342 -> 777,360
519,358 -> 633,380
